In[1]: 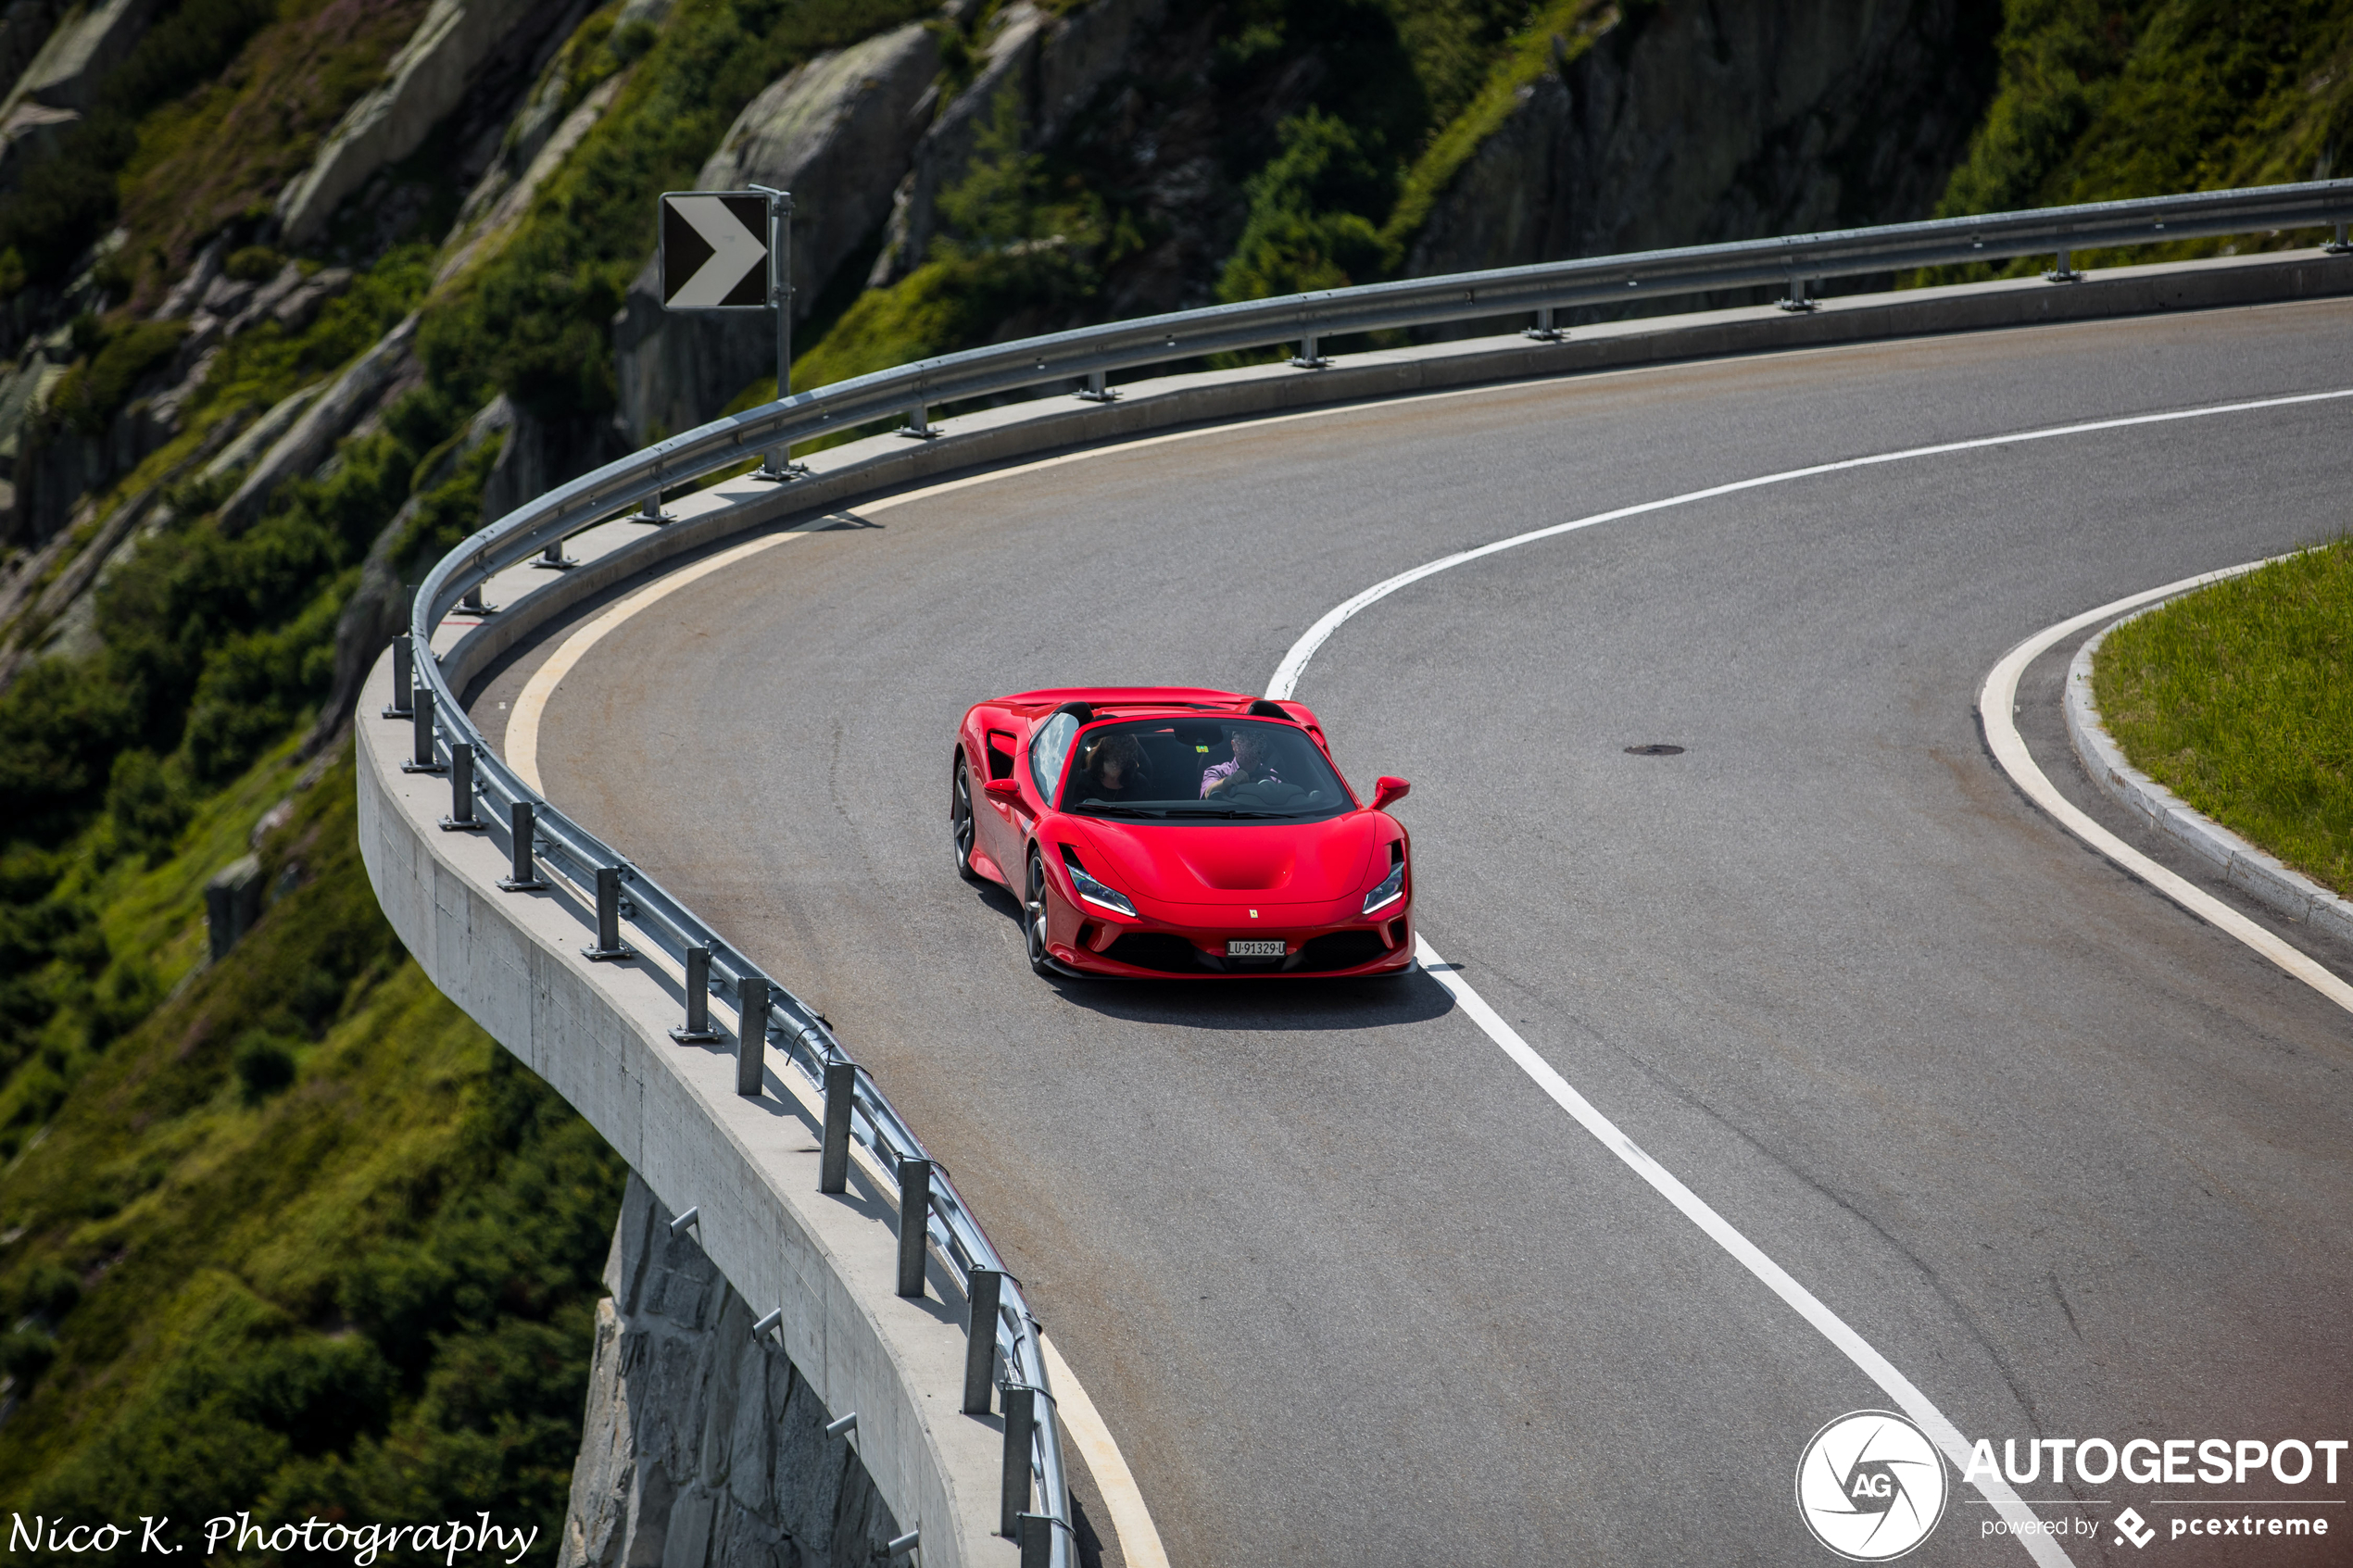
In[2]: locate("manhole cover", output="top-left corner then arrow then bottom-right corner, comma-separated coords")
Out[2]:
1623,744 -> 1685,756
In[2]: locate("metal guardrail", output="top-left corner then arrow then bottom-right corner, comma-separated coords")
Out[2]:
404,178 -> 2353,1563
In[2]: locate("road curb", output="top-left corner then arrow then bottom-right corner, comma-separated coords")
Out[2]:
2064,601 -> 2353,947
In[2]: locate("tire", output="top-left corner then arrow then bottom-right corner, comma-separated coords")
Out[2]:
951,757 -> 982,883
1024,852 -> 1056,977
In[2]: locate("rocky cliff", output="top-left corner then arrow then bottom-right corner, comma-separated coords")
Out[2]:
562,1174 -> 902,1568
1404,0 -> 1999,286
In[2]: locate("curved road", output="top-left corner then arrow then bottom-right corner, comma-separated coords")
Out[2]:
478,301 -> 2353,1566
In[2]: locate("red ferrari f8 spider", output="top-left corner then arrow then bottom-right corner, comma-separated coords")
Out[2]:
950,687 -> 1415,978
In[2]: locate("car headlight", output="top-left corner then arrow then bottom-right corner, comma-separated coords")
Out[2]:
1363,857 -> 1405,914
1064,856 -> 1136,917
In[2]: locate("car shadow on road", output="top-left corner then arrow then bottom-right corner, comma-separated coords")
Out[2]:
1055,970 -> 1458,1032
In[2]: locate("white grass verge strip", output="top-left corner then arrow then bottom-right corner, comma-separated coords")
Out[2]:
1981,573 -> 2353,1015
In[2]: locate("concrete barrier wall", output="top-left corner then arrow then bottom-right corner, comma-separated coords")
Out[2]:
357,672 -> 1016,1568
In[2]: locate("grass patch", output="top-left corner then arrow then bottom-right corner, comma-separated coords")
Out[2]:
2094,537 -> 2353,898
0,741 -> 625,1536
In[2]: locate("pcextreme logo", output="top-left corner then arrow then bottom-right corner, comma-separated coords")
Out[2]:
1795,1411 -> 1951,1562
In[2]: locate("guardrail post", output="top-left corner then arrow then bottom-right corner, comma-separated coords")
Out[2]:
533,536 -> 577,571
736,977 -> 769,1096
459,583 -> 496,615
2328,222 -> 2351,255
1000,1385 -> 1035,1537
820,1059 -> 854,1193
2045,247 -> 2082,283
498,802 -> 546,891
963,1268 -> 1002,1412
439,744 -> 484,831
381,633 -> 413,718
584,868 -> 635,961
1017,1515 -> 1053,1568
898,403 -> 937,440
672,947 -> 721,1042
637,461 -> 676,523
1524,306 -> 1563,342
1289,334 -> 1327,369
1779,274 -> 1815,312
1076,370 -> 1118,402
897,1158 -> 933,1298
403,689 -> 445,773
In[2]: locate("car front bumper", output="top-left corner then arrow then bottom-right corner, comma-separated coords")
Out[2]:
1047,902 -> 1416,978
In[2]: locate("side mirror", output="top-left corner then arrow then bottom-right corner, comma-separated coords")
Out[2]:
1369,776 -> 1410,812
984,777 -> 1024,800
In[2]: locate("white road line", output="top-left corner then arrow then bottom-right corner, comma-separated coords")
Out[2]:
497,510 -> 1172,1568
1413,937 -> 2068,1565
1039,1335 -> 1172,1568
1980,568 -> 2353,1015
1265,387 -> 2353,701
508,526 -> 822,793
1267,388 -> 2353,1568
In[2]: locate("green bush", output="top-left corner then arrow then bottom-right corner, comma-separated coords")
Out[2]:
223,245 -> 283,282
0,659 -> 139,849
1931,0 -> 2353,275
104,749 -> 193,864
1217,109 -> 1392,301
1,1328 -> 57,1386
231,1032 -> 297,1102
46,320 -> 190,436
18,1262 -> 83,1321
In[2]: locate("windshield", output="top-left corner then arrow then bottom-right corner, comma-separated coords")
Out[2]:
1054,718 -> 1353,821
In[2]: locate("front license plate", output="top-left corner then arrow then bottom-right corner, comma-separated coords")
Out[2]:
1227,938 -> 1286,958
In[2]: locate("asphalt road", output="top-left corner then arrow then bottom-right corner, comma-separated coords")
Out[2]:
475,300 -> 2353,1567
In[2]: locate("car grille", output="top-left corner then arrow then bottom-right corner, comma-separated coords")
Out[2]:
1102,933 -> 1205,973
1291,930 -> 1389,972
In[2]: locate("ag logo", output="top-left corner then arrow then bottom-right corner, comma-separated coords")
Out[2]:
1795,1410 -> 1950,1561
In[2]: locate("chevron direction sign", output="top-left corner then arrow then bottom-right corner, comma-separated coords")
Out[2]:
660,192 -> 772,309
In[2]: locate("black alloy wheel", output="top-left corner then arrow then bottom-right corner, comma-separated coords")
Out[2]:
951,758 -> 981,882
1024,852 -> 1055,976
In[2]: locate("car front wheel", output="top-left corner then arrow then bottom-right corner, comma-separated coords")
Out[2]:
1024,852 -> 1055,977
951,758 -> 981,882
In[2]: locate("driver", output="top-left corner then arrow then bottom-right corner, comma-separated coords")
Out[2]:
1202,725 -> 1282,798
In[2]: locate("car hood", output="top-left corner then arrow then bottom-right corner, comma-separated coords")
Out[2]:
1065,812 -> 1382,904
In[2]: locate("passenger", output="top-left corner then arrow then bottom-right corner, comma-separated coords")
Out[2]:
1202,726 -> 1281,798
1078,732 -> 1151,802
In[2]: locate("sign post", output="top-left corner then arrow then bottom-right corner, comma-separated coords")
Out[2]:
657,186 -> 805,481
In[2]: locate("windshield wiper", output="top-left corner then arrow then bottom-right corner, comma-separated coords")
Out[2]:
1163,806 -> 1295,819
1075,804 -> 1171,817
